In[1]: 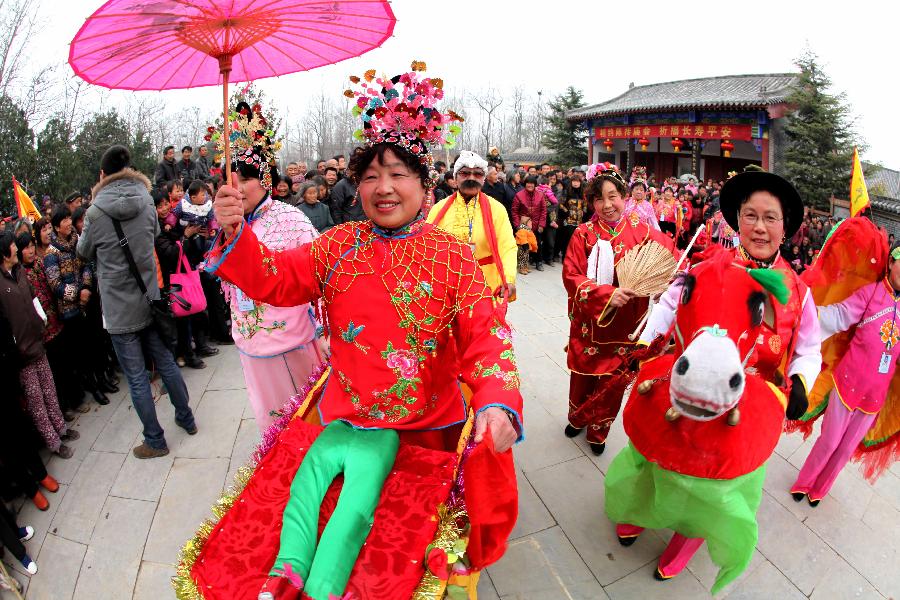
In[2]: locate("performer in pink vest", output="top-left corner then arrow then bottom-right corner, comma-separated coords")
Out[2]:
792,242 -> 900,505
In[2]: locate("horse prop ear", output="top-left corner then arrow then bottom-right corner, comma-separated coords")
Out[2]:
747,268 -> 789,305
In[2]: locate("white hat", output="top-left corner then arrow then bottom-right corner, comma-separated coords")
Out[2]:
453,150 -> 489,177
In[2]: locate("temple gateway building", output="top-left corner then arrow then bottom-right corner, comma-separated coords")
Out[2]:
566,73 -> 800,182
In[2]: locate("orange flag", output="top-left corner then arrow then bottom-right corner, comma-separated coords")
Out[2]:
13,177 -> 41,221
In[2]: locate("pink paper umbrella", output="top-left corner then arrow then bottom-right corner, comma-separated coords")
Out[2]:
69,0 -> 396,178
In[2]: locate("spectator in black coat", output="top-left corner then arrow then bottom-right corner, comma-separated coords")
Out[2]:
177,146 -> 199,189
482,166 -> 514,223
329,175 -> 362,224
154,146 -> 178,189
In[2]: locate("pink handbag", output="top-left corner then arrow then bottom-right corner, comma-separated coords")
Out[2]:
169,242 -> 207,318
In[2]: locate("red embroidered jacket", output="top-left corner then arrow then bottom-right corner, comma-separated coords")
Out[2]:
207,219 -> 523,437
563,219 -> 676,375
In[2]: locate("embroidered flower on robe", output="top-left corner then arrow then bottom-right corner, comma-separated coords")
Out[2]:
386,348 -> 420,379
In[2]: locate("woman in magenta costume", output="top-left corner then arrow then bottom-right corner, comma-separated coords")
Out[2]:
791,221 -> 900,506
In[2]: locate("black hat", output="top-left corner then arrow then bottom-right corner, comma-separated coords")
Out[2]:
720,171 -> 803,239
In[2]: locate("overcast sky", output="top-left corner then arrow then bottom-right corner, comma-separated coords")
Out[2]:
26,0 -> 899,167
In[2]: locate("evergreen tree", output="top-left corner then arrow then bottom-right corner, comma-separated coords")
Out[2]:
543,87 -> 588,168
780,50 -> 860,211
0,95 -> 37,216
36,116 -> 79,202
72,110 -> 133,194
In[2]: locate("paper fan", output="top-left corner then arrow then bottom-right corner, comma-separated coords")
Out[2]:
615,241 -> 678,297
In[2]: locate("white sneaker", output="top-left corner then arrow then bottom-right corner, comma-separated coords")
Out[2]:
19,555 -> 37,575
19,525 -> 34,541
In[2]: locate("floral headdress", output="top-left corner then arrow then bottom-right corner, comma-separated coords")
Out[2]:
629,165 -> 648,188
586,162 -> 627,188
345,60 -> 463,189
207,101 -> 282,191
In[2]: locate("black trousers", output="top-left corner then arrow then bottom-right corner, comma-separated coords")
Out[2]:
557,224 -> 577,261
51,324 -> 85,410
0,502 -> 26,561
200,272 -> 231,342
0,406 -> 47,501
541,224 -> 558,263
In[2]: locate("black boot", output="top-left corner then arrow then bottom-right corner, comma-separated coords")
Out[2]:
589,441 -> 606,456
564,424 -> 583,438
91,389 -> 110,405
84,373 -> 109,405
184,356 -> 207,369
194,331 -> 219,358
97,375 -> 118,394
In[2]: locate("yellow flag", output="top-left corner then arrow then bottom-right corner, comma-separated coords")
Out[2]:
850,147 -> 870,218
13,177 -> 41,221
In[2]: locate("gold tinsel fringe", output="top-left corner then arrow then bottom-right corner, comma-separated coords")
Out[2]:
412,504 -> 467,600
172,461 -> 258,599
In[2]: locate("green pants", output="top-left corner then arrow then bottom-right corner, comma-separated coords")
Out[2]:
271,421 -> 399,600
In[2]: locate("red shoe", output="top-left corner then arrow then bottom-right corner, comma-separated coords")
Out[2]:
40,475 -> 59,493
32,491 -> 49,511
258,575 -> 303,600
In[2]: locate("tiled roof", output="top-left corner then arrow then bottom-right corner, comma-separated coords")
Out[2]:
567,74 -> 799,121
866,163 -> 900,200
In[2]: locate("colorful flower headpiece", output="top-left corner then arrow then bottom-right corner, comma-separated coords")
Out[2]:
345,60 -> 463,189
630,165 -> 648,189
207,101 -> 283,191
586,162 -> 626,187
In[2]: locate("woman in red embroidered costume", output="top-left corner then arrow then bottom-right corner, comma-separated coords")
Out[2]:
562,163 -> 675,455
203,63 -> 522,600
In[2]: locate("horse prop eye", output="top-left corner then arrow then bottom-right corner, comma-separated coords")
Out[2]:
679,273 -> 696,305
748,291 -> 767,327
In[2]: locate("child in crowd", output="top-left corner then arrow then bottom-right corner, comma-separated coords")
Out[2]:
515,216 -> 537,275
171,180 -> 217,232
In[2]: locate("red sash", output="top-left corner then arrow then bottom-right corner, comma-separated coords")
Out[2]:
432,192 -> 509,299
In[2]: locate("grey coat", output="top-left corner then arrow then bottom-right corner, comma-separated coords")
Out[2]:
77,169 -> 160,335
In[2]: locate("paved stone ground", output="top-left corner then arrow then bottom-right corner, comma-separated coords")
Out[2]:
3,262 -> 899,599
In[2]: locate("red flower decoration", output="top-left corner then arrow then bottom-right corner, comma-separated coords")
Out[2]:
204,134 -> 211,141
206,126 -> 215,133
426,547 -> 449,579
252,104 -> 262,113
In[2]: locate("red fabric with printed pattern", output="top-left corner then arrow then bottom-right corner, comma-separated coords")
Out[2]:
190,419 -> 457,599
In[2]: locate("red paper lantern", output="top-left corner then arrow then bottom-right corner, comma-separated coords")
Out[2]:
603,138 -> 614,152
671,137 -> 684,152
638,137 -> 650,151
721,139 -> 735,158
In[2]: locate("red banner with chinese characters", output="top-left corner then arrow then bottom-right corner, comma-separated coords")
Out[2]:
594,123 -> 753,142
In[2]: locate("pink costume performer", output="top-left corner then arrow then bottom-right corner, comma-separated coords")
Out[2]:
623,199 -> 659,231
792,277 -> 900,504
223,195 -> 324,432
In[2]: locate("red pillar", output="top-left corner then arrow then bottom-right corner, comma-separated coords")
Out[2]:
761,138 -> 770,170
587,136 -> 594,166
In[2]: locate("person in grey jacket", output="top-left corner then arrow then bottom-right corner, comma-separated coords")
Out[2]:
77,145 -> 197,459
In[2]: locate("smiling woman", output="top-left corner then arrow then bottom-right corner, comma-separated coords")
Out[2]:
191,62 -> 523,600
348,143 -> 429,230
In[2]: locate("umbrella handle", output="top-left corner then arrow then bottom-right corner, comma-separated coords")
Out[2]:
219,54 -> 233,184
